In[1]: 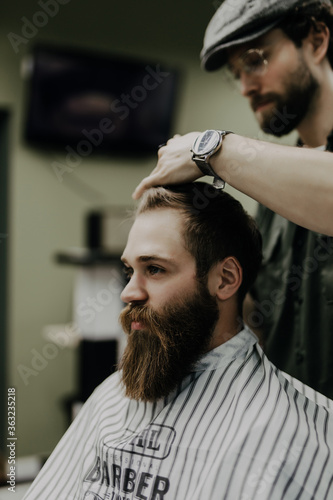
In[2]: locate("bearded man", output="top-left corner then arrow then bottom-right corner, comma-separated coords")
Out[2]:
24,183 -> 333,500
133,0 -> 333,400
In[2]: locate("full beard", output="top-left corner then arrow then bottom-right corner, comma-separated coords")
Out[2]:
118,282 -> 219,402
253,52 -> 320,137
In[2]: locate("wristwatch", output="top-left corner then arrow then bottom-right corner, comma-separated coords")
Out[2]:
191,130 -> 232,189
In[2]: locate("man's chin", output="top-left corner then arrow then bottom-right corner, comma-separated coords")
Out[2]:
128,328 -> 158,341
256,107 -> 275,129
131,321 -> 147,331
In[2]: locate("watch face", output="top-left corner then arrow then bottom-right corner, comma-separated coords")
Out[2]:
193,130 -> 220,155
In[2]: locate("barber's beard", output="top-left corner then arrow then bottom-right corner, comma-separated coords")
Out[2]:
119,282 -> 219,402
253,52 -> 319,137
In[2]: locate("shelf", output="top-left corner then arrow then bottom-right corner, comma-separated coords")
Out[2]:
55,247 -> 121,266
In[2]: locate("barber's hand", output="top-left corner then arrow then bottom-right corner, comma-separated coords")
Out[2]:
132,132 -> 202,199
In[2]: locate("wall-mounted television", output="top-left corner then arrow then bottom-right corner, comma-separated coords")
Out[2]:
23,44 -> 180,155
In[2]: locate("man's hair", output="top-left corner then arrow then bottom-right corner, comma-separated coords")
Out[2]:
136,182 -> 262,311
279,1 -> 333,68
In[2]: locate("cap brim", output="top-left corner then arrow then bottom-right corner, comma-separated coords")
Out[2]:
201,19 -> 280,71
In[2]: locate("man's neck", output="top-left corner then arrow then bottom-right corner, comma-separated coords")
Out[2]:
208,308 -> 243,351
297,66 -> 333,148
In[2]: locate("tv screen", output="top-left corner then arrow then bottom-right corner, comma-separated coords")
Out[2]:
24,45 -> 180,155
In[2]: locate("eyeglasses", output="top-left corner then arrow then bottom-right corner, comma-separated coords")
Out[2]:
228,48 -> 269,80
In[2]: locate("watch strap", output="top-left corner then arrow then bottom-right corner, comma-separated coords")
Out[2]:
193,157 -> 225,189
192,130 -> 233,189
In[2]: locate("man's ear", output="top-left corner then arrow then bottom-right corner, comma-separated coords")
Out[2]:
304,23 -> 330,64
212,257 -> 243,301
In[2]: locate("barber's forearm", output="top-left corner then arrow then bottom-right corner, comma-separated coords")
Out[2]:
212,134 -> 333,236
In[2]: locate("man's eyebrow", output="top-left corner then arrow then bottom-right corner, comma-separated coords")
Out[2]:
139,255 -> 173,263
121,255 -> 175,265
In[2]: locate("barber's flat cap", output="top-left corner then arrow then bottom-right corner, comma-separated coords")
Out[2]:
201,0 -> 332,71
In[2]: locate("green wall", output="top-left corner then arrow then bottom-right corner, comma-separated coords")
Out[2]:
0,0 -> 294,457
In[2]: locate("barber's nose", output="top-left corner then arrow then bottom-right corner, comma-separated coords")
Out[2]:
239,71 -> 261,97
121,274 -> 148,304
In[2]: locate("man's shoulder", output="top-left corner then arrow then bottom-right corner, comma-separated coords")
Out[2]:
255,342 -> 333,412
278,370 -> 333,412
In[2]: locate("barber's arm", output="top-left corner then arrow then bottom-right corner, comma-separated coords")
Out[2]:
133,132 -> 333,236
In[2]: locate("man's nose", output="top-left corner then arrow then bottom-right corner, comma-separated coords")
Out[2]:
121,274 -> 148,304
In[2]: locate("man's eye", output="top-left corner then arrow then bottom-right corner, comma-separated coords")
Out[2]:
148,265 -> 164,276
123,267 -> 133,281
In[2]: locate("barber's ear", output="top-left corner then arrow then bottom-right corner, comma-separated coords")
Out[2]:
212,257 -> 242,301
305,23 -> 330,63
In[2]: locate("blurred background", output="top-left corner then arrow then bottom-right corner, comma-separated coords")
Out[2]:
0,0 -> 297,484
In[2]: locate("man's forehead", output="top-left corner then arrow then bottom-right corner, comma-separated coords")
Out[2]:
122,208 -> 188,262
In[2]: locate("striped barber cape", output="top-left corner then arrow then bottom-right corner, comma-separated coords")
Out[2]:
23,326 -> 333,500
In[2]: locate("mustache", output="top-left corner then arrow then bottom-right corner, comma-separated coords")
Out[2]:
251,93 -> 277,112
119,303 -> 162,333
119,303 -> 175,351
